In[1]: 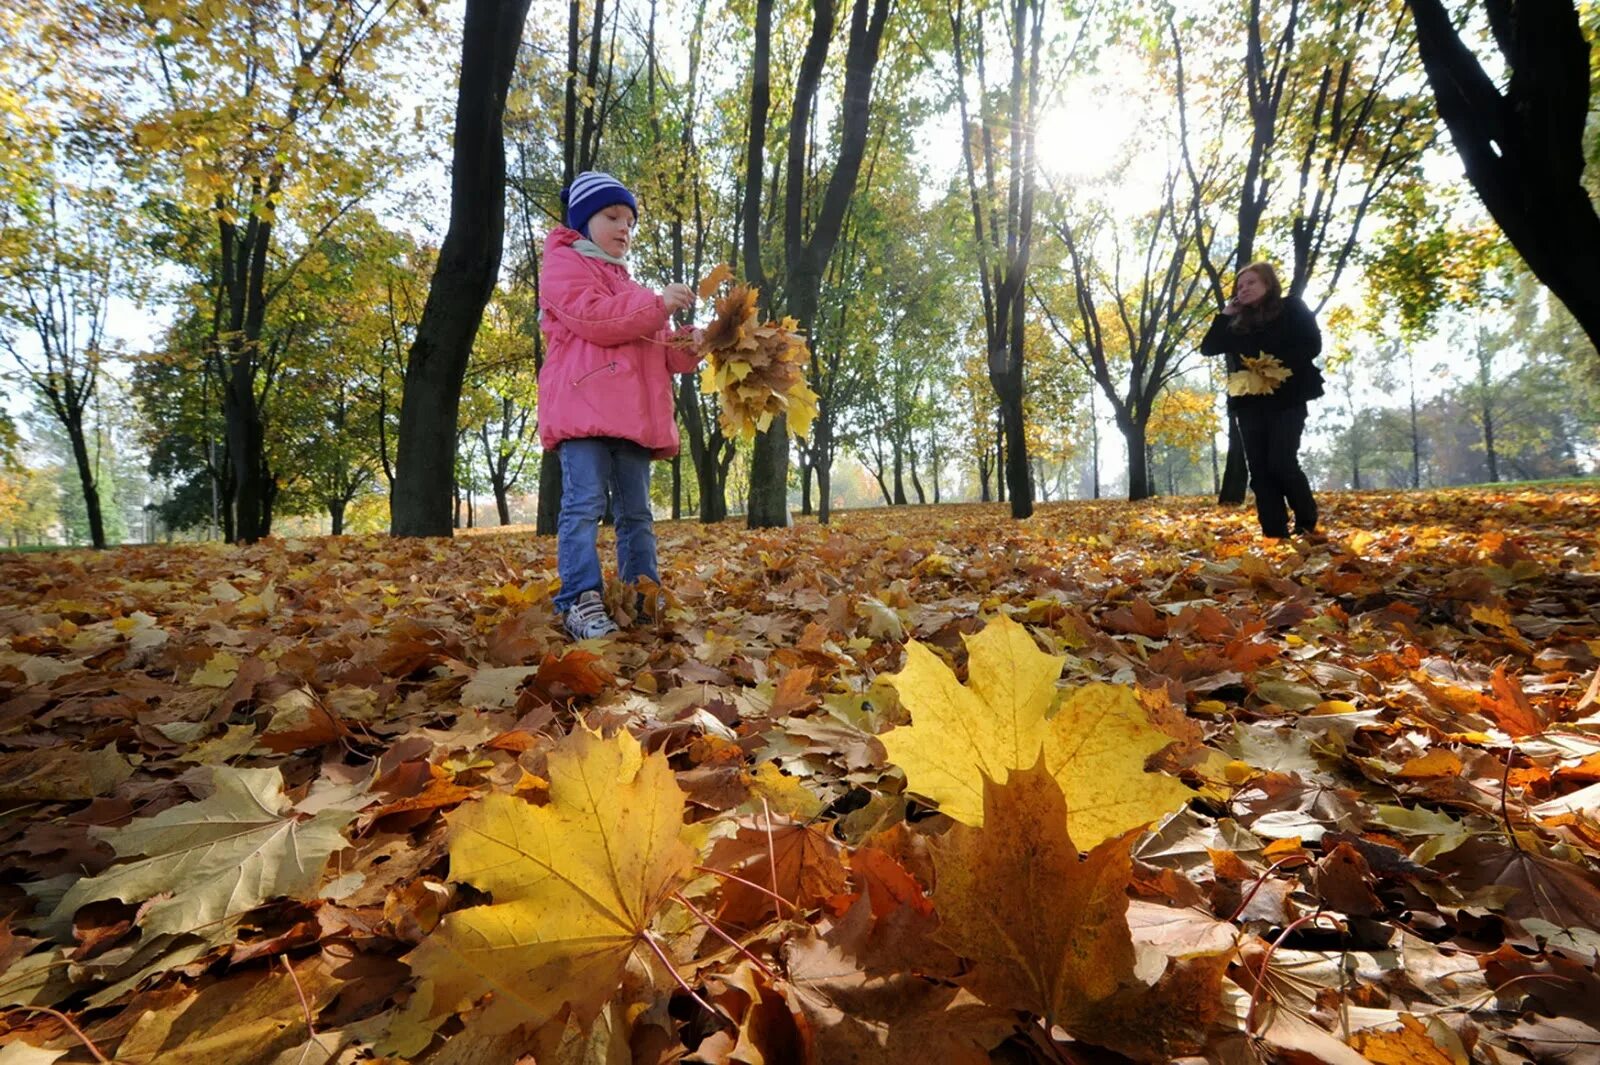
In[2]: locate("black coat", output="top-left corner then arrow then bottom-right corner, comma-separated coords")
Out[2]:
1200,296 -> 1324,412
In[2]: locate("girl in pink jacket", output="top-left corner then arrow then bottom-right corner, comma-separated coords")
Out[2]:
539,171 -> 701,640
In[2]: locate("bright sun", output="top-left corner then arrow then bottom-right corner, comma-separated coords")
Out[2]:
1034,66 -> 1160,196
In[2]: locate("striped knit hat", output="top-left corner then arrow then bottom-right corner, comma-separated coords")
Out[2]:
561,171 -> 638,235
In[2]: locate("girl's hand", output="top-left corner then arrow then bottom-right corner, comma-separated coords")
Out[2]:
1221,298 -> 1242,316
660,283 -> 694,313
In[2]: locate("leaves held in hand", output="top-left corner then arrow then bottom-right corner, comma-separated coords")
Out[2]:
696,279 -> 820,440
696,262 -> 733,300
1227,353 -> 1294,396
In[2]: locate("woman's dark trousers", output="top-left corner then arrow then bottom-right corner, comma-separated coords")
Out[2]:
1237,402 -> 1317,537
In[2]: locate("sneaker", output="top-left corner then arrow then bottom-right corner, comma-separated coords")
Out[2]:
563,590 -> 619,640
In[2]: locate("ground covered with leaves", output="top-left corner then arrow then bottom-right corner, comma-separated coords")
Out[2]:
1,486 -> 1599,1064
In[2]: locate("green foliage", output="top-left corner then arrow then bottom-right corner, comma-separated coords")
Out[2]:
1364,184 -> 1508,337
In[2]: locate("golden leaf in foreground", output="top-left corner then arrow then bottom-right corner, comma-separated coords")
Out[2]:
881,614 -> 1191,848
405,728 -> 700,1036
1226,354 -> 1294,396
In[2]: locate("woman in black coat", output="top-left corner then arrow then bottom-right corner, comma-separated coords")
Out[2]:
1200,262 -> 1324,539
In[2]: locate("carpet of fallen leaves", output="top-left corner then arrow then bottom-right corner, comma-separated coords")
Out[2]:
2,485 -> 1599,1064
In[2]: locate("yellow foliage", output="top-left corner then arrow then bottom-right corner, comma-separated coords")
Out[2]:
881,614 -> 1191,848
1226,354 -> 1294,397
405,728 -> 702,1036
696,275 -> 820,441
1147,386 -> 1219,462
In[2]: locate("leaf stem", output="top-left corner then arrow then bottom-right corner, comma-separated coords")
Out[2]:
1500,740 -> 1523,853
639,930 -> 724,1027
760,797 -> 782,918
1226,853 -> 1312,923
2,1005 -> 111,1064
693,864 -> 796,914
282,952 -> 317,1043
1245,909 -> 1327,1036
671,890 -> 777,982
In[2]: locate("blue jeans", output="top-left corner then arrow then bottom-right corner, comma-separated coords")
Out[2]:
555,437 -> 659,612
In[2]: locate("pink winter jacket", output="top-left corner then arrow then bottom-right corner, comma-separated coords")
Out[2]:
537,226 -> 699,458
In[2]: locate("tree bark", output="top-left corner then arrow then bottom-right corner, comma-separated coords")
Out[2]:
1407,0 -> 1600,349
64,416 -> 107,548
745,0 -> 890,528
391,0 -> 533,537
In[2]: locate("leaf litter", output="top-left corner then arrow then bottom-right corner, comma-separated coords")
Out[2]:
0,486 -> 1597,1061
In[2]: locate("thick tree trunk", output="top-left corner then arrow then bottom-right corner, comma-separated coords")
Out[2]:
993,359 -> 1032,517
329,498 -> 346,536
1123,416 -> 1152,501
391,0 -> 533,537
224,355 -> 270,541
1407,0 -> 1600,350
746,0 -> 889,529
494,481 -> 512,525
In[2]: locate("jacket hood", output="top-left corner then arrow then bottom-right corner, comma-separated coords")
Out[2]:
544,226 -> 583,254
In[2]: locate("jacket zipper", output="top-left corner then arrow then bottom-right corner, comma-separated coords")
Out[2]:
574,361 -> 618,388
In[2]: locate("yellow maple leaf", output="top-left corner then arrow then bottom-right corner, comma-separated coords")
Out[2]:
404,728 -> 702,1035
1226,354 -> 1294,396
881,614 -> 1191,848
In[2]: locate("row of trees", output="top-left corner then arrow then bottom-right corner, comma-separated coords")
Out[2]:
2,0 -> 1597,546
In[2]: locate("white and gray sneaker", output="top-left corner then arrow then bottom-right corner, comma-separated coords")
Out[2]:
563,590 -> 619,640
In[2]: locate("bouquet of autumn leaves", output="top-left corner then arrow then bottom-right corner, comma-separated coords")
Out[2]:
685,263 -> 820,440
1226,353 -> 1294,396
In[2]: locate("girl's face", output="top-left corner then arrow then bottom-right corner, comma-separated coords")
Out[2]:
1234,269 -> 1268,306
587,204 -> 636,258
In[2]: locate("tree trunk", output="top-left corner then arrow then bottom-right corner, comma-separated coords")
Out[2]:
536,451 -> 561,534
891,440 -> 906,504
746,0 -> 890,529
1409,375 -> 1421,489
994,359 -> 1031,516
494,480 -> 512,525
1123,415 -> 1152,501
799,451 -> 813,514
65,416 -> 107,549
1407,0 -> 1600,350
391,0 -> 533,537
329,497 -> 346,536
1220,418 -> 1248,503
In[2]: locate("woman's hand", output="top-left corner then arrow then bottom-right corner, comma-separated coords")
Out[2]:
660,283 -> 694,313
1221,298 -> 1242,316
